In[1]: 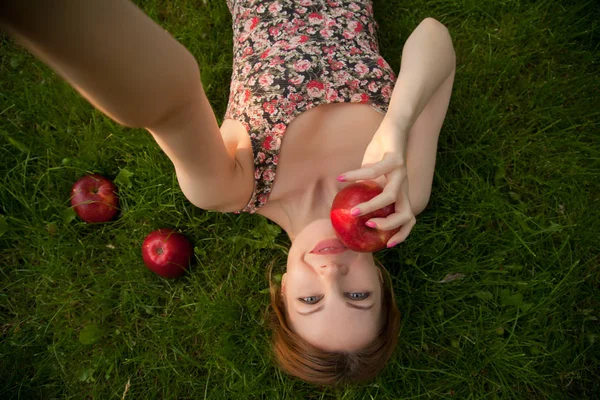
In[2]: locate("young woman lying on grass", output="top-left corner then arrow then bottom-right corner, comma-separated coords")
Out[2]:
0,0 -> 455,385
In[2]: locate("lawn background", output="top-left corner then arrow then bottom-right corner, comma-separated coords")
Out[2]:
1,0 -> 599,398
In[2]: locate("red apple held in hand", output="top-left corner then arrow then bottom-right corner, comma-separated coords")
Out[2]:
142,229 -> 193,278
330,181 -> 400,252
70,174 -> 119,223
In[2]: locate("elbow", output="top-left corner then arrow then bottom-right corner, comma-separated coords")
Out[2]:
422,17 -> 454,45
144,60 -> 203,130
420,17 -> 450,35
121,51 -> 202,130
420,17 -> 456,66
150,52 -> 202,127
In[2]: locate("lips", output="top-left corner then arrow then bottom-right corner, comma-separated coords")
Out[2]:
310,238 -> 348,255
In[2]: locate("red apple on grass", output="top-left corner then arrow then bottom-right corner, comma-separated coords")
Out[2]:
70,174 -> 119,223
330,181 -> 400,252
142,229 -> 193,278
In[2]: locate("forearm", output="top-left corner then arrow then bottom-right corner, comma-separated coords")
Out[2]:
385,18 -> 456,131
0,0 -> 201,129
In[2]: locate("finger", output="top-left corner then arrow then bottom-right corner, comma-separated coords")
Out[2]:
386,216 -> 417,247
352,181 -> 400,215
366,210 -> 414,231
351,166 -> 405,215
397,178 -> 412,212
339,153 -> 404,182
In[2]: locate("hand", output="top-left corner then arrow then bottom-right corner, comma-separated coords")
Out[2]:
338,118 -> 416,248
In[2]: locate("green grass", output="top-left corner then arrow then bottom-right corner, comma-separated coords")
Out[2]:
1,0 -> 599,398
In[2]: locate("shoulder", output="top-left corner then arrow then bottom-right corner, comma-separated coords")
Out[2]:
177,156 -> 254,213
178,121 -> 255,213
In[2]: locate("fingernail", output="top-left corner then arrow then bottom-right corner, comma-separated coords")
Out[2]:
387,241 -> 398,248
366,221 -> 376,228
351,208 -> 361,216
337,175 -> 346,182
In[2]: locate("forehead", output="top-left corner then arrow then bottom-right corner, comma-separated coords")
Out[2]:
288,303 -> 382,352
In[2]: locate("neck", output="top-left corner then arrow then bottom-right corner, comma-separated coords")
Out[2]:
272,178 -> 340,242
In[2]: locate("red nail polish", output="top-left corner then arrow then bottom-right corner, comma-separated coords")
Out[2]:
366,221 -> 376,228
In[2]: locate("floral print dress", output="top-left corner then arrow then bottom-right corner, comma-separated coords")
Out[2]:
224,0 -> 397,213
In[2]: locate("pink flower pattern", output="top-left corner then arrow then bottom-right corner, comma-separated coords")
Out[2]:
225,0 -> 396,213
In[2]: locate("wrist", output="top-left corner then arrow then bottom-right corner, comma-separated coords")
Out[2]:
383,111 -> 413,134
378,115 -> 409,158
381,114 -> 410,140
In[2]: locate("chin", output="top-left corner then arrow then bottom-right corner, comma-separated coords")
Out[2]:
303,219 -> 335,235
289,219 -> 334,245
287,218 -> 335,261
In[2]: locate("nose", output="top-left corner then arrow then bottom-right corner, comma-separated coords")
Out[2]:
318,263 -> 348,277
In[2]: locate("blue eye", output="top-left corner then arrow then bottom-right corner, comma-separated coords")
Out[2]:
346,292 -> 371,300
299,295 -> 322,304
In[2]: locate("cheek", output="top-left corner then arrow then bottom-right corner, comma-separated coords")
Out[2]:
286,244 -> 304,271
284,265 -> 320,295
284,266 -> 308,287
285,247 -> 309,277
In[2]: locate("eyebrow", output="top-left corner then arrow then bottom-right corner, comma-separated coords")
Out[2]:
296,302 -> 374,316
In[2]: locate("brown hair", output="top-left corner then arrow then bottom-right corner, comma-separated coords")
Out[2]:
268,264 -> 401,386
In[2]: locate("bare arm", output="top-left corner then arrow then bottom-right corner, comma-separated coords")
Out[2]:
0,0 -> 206,129
341,18 -> 456,245
0,0 -> 252,211
385,18 -> 456,136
